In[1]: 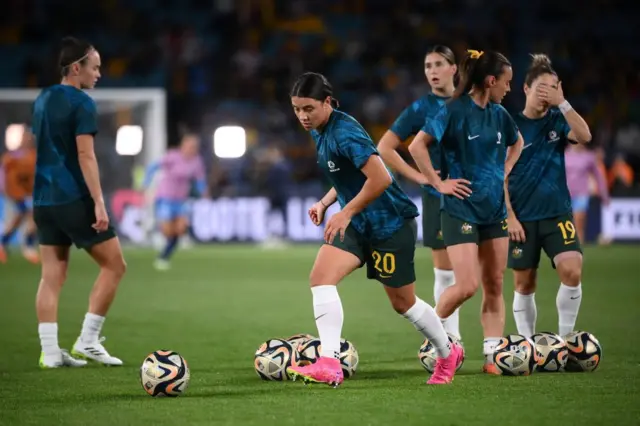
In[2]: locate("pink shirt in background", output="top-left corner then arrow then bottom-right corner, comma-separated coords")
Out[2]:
154,149 -> 205,200
564,149 -> 608,199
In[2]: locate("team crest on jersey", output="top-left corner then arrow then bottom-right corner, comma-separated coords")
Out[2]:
512,247 -> 523,258
496,132 -> 502,144
548,130 -> 560,143
461,223 -> 473,234
327,161 -> 340,172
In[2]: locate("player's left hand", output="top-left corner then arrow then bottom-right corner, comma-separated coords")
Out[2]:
324,211 -> 352,244
536,81 -> 565,107
93,201 -> 110,233
507,215 -> 526,243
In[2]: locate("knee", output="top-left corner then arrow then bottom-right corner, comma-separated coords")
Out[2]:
175,221 -> 188,236
459,277 -> 480,300
389,293 -> 416,315
105,255 -> 127,279
482,273 -> 504,298
561,266 -> 582,287
41,270 -> 67,288
309,267 -> 333,287
514,270 -> 537,295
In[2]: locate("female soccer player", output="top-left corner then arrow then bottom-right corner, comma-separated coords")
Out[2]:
378,45 -> 462,340
565,143 -> 609,243
505,54 -> 594,339
143,133 -> 206,270
32,37 -> 126,368
0,126 -> 39,264
286,72 -> 463,387
408,50 -> 524,374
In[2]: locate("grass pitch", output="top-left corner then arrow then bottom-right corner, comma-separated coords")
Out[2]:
1,244 -> 639,425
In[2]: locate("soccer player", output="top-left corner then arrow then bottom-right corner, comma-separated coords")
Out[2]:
564,142 -> 609,243
0,126 -> 39,264
142,133 -> 206,270
505,54 -> 593,338
285,72 -> 463,387
32,37 -> 126,368
378,45 -> 462,339
408,50 -> 524,374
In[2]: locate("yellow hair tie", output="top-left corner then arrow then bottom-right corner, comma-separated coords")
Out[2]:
467,49 -> 484,59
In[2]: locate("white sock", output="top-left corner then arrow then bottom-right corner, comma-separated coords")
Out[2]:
512,292 -> 537,338
403,297 -> 451,359
433,268 -> 460,339
80,313 -> 106,344
312,286 -> 343,359
39,322 -> 60,357
557,283 -> 582,336
483,337 -> 501,363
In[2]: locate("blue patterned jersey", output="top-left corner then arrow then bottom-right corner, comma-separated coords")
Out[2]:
508,109 -> 573,221
389,93 -> 449,197
422,95 -> 519,224
312,110 -> 419,242
32,85 -> 97,206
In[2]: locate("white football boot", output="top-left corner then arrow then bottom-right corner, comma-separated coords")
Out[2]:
71,336 -> 123,366
39,349 -> 88,369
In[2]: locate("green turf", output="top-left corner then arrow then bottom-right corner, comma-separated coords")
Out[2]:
1,244 -> 639,425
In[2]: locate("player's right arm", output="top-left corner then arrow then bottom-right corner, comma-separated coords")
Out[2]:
378,102 -> 429,185
309,188 -> 337,225
76,98 -> 108,231
408,106 -> 471,199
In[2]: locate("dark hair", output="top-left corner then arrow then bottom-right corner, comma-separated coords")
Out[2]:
290,72 -> 339,107
452,50 -> 511,100
524,53 -> 557,87
426,45 -> 456,65
59,36 -> 94,76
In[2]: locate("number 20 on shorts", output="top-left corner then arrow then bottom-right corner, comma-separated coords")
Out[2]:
557,220 -> 576,244
372,251 -> 396,277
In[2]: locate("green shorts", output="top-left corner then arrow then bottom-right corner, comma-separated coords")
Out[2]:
508,213 -> 582,270
330,219 -> 417,288
441,211 -> 508,247
34,197 -> 117,250
421,192 -> 445,250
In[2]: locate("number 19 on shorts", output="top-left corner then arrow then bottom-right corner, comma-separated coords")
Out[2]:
557,220 -> 577,244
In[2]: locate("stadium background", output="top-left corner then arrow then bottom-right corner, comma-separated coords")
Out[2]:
1,2 -> 639,425
0,0 -> 639,245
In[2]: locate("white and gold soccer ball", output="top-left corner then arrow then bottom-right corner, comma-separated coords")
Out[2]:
564,331 -> 602,372
286,333 -> 315,351
418,333 -> 464,373
140,350 -> 190,397
532,332 -> 568,372
493,334 -> 537,376
254,339 -> 299,381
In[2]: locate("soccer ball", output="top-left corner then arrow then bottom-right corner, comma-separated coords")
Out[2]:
532,332 -> 568,372
493,334 -> 537,376
286,333 -> 315,351
140,350 -> 190,397
564,331 -> 602,372
296,338 -> 359,379
418,333 -> 464,373
254,339 -> 299,381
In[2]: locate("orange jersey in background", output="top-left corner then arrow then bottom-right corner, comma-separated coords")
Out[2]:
2,148 -> 36,200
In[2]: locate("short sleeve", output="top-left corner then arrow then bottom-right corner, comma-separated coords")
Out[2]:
75,98 -> 98,136
340,132 -> 378,169
389,100 -> 424,140
421,104 -> 450,144
499,106 -> 519,147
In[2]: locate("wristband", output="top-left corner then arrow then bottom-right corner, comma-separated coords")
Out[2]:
558,100 -> 573,114
319,199 -> 327,207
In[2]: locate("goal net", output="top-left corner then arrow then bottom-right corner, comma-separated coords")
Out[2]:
0,88 -> 167,247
